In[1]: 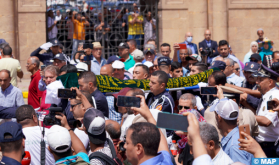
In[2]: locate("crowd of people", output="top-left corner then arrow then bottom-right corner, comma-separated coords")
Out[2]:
48,2 -> 156,58
0,26 -> 279,165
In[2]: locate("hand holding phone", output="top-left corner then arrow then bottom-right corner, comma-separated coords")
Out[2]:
178,44 -> 187,50
157,112 -> 188,132
239,124 -> 250,139
200,87 -> 217,95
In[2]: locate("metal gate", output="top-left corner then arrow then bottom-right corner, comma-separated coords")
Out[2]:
46,0 -> 159,59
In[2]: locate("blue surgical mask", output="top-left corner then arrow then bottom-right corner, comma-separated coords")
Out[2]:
187,37 -> 193,43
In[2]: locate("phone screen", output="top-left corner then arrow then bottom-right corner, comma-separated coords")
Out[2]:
239,124 -> 250,139
57,89 -> 77,99
267,101 -> 275,110
157,112 -> 188,132
200,87 -> 218,95
117,96 -> 141,108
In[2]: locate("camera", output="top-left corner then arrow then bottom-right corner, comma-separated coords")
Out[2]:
201,47 -> 214,57
118,135 -> 126,152
43,107 -> 63,126
271,62 -> 279,73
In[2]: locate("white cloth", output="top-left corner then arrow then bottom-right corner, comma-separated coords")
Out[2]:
74,128 -> 89,149
47,17 -> 57,39
120,114 -> 136,141
256,87 -> 279,142
193,154 -> 214,165
23,126 -> 55,165
212,148 -> 233,165
83,3 -> 88,12
195,96 -> 204,111
55,15 -> 61,21
243,41 -> 258,64
40,42 -> 53,50
45,80 -> 64,105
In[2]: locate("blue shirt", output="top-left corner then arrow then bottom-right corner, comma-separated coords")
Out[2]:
0,84 -> 24,108
182,67 -> 189,77
221,127 -> 253,165
90,57 -> 107,75
106,96 -> 122,124
141,151 -> 173,165
1,156 -> 21,165
91,89 -> 109,117
226,73 -> 243,87
56,152 -> 90,164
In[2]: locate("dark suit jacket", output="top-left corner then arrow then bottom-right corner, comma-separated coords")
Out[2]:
198,39 -> 219,57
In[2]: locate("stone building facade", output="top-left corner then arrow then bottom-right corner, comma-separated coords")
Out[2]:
1,0 -> 279,78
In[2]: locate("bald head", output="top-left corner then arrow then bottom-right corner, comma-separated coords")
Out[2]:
185,32 -> 193,39
100,64 -> 113,77
204,29 -> 211,41
0,69 -> 11,91
105,120 -> 121,139
27,56 -> 40,73
215,56 -> 224,62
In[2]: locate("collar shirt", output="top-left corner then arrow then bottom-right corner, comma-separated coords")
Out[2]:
212,148 -> 233,165
206,40 -> 211,47
185,41 -> 196,54
212,54 -> 244,77
28,70 -> 44,109
227,73 -> 243,87
120,114 -> 136,141
256,87 -> 279,142
91,89 -> 109,117
1,156 -> 21,165
0,84 -> 24,108
90,57 -> 107,75
146,90 -> 175,113
106,96 -> 122,124
140,150 -> 173,165
124,54 -> 136,71
221,127 -> 254,164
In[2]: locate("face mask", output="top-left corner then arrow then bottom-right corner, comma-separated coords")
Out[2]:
187,37 -> 193,43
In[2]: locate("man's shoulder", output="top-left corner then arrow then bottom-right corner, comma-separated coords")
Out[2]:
199,39 -> 206,44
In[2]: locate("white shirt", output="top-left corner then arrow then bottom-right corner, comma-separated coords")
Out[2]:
74,128 -> 89,149
120,114 -> 136,140
195,96 -> 204,111
256,87 -> 279,142
23,126 -> 55,165
212,148 -> 233,165
193,154 -> 214,165
227,73 -> 243,87
55,15 -> 61,21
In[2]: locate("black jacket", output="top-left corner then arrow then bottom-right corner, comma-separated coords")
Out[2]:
198,39 -> 219,57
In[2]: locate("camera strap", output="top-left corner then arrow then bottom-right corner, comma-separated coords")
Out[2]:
39,121 -> 46,165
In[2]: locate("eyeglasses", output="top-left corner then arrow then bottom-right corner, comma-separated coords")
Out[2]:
70,102 -> 81,109
234,68 -> 240,72
178,105 -> 190,110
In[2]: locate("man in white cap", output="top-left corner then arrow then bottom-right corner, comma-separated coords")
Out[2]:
112,60 -> 130,80
128,50 -> 144,74
91,42 -> 106,75
47,113 -> 89,164
76,62 -> 88,73
144,61 -> 154,77
210,90 -> 253,164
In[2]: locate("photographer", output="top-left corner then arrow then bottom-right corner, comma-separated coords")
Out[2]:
47,112 -> 90,164
199,29 -> 219,64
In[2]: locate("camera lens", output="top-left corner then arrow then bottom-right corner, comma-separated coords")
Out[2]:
118,141 -> 126,152
271,62 -> 279,73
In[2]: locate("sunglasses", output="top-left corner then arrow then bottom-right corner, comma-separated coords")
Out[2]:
178,105 -> 190,110
70,102 -> 81,109
234,68 -> 240,72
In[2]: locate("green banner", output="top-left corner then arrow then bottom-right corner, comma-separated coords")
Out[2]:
57,68 -> 218,93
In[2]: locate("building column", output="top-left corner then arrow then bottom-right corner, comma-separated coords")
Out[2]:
212,0 -> 228,41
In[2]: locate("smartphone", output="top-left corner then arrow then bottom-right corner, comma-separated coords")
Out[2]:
117,96 -> 141,108
57,89 -> 77,99
41,65 -> 46,70
200,87 -> 218,95
157,112 -> 188,132
239,124 -> 250,139
267,101 -> 276,110
178,44 -> 187,49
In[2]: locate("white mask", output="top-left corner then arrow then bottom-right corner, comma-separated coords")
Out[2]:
187,37 -> 193,43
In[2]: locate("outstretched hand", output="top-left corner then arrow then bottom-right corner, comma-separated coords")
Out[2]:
131,95 -> 153,121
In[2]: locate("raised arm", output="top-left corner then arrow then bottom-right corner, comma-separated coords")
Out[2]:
172,43 -> 180,62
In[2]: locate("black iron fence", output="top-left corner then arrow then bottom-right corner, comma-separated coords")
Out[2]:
46,0 -> 159,59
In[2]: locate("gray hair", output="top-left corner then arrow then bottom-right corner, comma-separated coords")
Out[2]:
224,58 -> 234,66
199,122 -> 219,147
144,44 -> 155,50
30,57 -> 40,68
179,93 -> 196,106
257,28 -> 264,32
187,48 -> 192,55
43,65 -> 60,76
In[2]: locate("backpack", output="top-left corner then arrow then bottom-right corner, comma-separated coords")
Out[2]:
57,156 -> 90,165
89,139 -> 123,165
